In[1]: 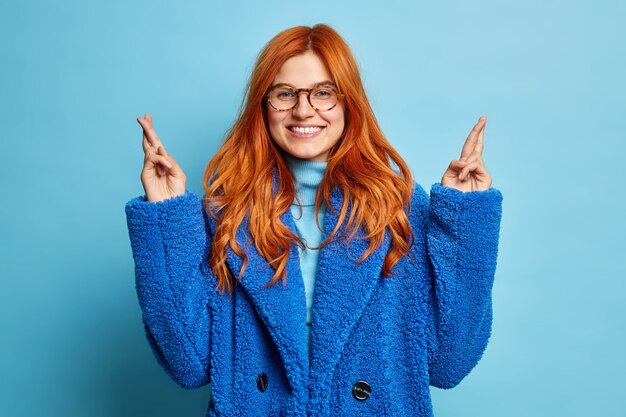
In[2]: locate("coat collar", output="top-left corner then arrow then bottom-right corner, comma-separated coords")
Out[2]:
223,168 -> 391,399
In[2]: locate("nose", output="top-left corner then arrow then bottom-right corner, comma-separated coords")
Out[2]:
291,91 -> 316,119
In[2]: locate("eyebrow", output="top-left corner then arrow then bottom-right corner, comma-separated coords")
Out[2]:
270,80 -> 337,89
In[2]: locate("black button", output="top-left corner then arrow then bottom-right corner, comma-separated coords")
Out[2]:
352,380 -> 371,401
256,373 -> 268,392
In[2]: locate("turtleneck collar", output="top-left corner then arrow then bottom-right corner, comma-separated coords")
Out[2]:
283,153 -> 327,207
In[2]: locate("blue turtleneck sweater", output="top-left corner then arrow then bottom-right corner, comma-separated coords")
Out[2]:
283,153 -> 327,358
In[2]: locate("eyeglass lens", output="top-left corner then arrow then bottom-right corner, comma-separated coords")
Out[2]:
269,87 -> 337,111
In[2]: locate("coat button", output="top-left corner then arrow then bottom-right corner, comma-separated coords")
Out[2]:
256,373 -> 268,392
352,380 -> 371,401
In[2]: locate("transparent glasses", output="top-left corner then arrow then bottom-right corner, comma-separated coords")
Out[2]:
265,83 -> 345,112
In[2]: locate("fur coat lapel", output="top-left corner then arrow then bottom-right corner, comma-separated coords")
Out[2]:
223,172 -> 391,396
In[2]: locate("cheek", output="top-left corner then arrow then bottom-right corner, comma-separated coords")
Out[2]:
266,109 -> 286,136
327,108 -> 346,132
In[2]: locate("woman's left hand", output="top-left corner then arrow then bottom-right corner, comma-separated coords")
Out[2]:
441,116 -> 492,192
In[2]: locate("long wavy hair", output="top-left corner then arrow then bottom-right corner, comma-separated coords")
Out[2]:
203,24 -> 414,295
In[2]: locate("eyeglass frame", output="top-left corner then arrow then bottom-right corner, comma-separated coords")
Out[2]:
264,82 -> 345,112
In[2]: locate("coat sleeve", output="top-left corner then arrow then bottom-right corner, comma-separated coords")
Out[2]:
124,191 -> 217,389
410,181 -> 503,389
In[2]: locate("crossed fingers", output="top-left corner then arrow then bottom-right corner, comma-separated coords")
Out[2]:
460,116 -> 485,162
137,113 -> 171,176
456,151 -> 485,180
137,114 -> 168,158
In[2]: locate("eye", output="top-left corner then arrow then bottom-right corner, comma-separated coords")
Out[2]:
273,88 -> 296,100
277,91 -> 294,98
313,88 -> 334,99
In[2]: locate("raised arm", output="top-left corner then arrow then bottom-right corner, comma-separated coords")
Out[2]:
417,182 -> 503,388
124,114 -> 216,388
411,116 -> 502,387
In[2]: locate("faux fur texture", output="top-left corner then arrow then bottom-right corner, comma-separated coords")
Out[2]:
125,181 -> 503,417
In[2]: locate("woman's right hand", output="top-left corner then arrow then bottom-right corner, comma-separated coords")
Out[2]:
137,114 -> 187,203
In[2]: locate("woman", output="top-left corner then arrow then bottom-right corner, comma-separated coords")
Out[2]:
125,23 -> 502,417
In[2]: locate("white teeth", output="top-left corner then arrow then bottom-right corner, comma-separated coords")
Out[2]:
290,126 -> 323,134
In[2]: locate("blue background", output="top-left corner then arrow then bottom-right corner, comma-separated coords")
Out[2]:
1,0 -> 625,416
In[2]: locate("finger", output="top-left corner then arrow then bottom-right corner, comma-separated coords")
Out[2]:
142,131 -> 152,154
474,117 -> 486,155
146,152 -> 173,171
156,140 -> 169,157
156,145 -> 166,176
162,149 -> 186,178
447,159 -> 466,171
156,146 -> 168,176
462,150 -> 483,165
157,145 -> 176,170
147,126 -> 169,158
158,146 -> 182,177
143,134 -> 156,158
138,115 -> 171,159
444,159 -> 470,179
142,134 -> 170,160
460,116 -> 485,160
143,123 -> 160,146
138,116 -> 164,150
137,116 -> 152,154
144,114 -> 154,131
460,116 -> 486,161
459,159 -> 486,180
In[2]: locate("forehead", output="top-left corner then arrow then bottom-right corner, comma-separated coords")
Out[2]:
272,50 -> 333,88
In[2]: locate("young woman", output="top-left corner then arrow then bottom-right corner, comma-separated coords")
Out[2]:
125,24 -> 503,417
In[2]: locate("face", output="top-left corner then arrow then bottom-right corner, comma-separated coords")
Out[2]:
266,50 -> 345,162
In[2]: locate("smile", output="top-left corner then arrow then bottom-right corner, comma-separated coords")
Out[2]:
287,126 -> 325,137
288,126 -> 324,133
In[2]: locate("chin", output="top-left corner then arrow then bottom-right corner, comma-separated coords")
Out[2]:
286,147 -> 326,162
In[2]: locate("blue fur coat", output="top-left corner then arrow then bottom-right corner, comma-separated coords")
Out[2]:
125,181 -> 503,416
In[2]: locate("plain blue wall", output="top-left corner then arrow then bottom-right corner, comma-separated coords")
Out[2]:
2,0 -> 625,416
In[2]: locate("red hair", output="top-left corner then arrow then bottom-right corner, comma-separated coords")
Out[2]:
203,24 -> 414,295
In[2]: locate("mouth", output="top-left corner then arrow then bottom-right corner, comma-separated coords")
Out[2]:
287,125 -> 325,138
